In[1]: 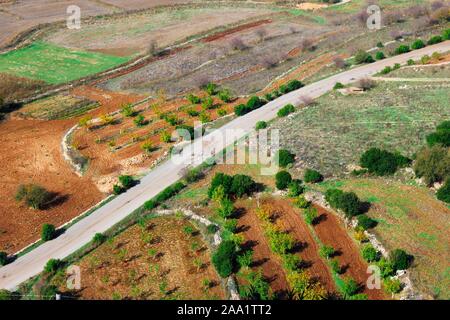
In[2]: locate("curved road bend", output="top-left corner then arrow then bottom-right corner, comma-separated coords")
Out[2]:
1,41 -> 449,290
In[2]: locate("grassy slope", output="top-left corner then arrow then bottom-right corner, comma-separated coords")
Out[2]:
271,80 -> 450,176
0,41 -> 129,84
316,178 -> 450,299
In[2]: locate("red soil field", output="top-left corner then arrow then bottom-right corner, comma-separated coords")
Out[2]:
312,205 -> 385,300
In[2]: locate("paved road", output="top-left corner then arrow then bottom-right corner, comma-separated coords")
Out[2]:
1,41 -> 449,291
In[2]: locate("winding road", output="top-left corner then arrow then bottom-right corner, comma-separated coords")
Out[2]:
1,41 -> 449,291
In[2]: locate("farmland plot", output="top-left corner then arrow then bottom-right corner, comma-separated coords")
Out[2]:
0,41 -> 129,84
271,81 -> 450,177
60,216 -> 226,300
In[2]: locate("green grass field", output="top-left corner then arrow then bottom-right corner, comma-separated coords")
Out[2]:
315,178 -> 450,299
0,41 -> 129,84
271,80 -> 450,176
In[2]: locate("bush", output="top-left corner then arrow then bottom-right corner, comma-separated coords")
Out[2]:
119,175 -> 135,190
333,82 -> 344,90
407,59 -> 415,66
384,278 -> 402,295
201,96 -> 214,110
217,109 -> 227,117
0,251 -> 7,266
44,258 -> 63,274
295,195 -> 310,209
205,83 -> 218,96
267,231 -> 295,255
224,219 -> 238,233
414,145 -> 450,185
218,89 -> 232,103
277,104 -> 295,117
255,121 -> 267,130
380,66 -> 392,74
216,198 -> 235,219
288,180 -> 304,197
319,245 -> 334,259
325,189 -> 362,217
360,148 -> 411,176
394,45 -> 410,55
304,207 -> 318,225
357,214 -> 377,230
0,289 -> 13,300
275,171 -> 292,190
341,277 -> 359,297
303,169 -> 323,183
354,50 -> 373,64
282,254 -> 301,272
411,39 -> 426,50
234,96 -> 265,116
239,270 -> 271,300
330,259 -> 342,274
186,94 -> 201,104
375,51 -> 385,60
133,114 -> 147,127
176,124 -> 195,140
276,149 -> 295,168
426,121 -> 450,147
378,258 -> 395,278
186,108 -> 200,117
230,174 -> 256,198
41,224 -> 56,241
120,104 -> 135,117
93,233 -> 106,245
212,240 -> 236,277
436,179 -> 450,203
15,184 -> 50,210
208,173 -> 233,198
427,35 -> 443,45
183,167 -> 204,183
207,224 -> 218,234
237,250 -> 253,269
443,29 -> 450,40
361,244 -> 380,262
279,79 -> 304,94
389,249 -> 410,271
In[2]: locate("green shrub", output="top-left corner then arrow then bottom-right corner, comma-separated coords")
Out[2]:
264,93 -> 274,101
212,240 -> 236,277
267,231 -> 296,255
288,180 -> 304,197
277,104 -> 295,117
186,94 -> 201,104
230,174 -> 256,198
276,149 -> 295,167
294,195 -> 310,209
41,224 -> 56,241
282,254 -> 301,272
239,270 -> 271,300
218,89 -> 232,103
237,250 -> 253,269
176,124 -> 195,140
357,214 -> 377,230
375,51 -> 385,60
354,50 -> 373,64
144,199 -> 157,210
443,29 -> 450,40
389,249 -> 410,271
360,148 -> 411,176
120,104 -> 135,117
407,59 -> 415,66
436,179 -> 450,203
325,189 -> 362,217
394,45 -> 410,55
44,258 -> 63,274
275,170 -> 292,190
279,79 -> 304,94
217,108 -> 227,117
304,207 -> 318,225
319,245 -> 334,259
186,108 -> 200,117
333,82 -> 345,90
208,173 -> 233,198
380,66 -> 392,74
183,167 -> 204,183
378,258 -> 395,278
303,169 -> 323,183
201,96 -> 214,110
426,121 -> 450,147
255,121 -> 267,130
0,252 -> 7,266
341,277 -> 359,298
93,233 -> 107,245
393,63 -> 401,70
234,96 -> 265,116
216,198 -> 235,219
414,145 -> 450,185
384,278 -> 402,294
0,289 -> 13,300
361,244 -> 380,262
411,39 -> 426,50
207,224 -> 218,234
330,259 -> 342,274
205,83 -> 218,96
427,35 -> 443,45
224,219 -> 238,233
15,184 -> 50,210
118,175 -> 135,189
133,114 -> 147,127
376,41 -> 384,48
